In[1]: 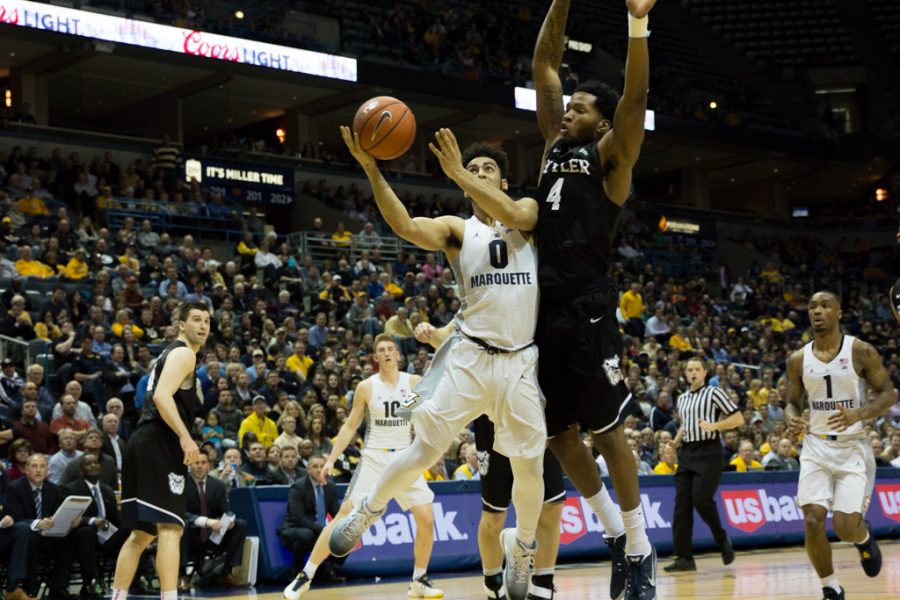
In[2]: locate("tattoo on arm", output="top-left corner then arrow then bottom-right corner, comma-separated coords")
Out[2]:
534,10 -> 566,66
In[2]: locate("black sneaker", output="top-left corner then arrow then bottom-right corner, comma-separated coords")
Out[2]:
721,537 -> 735,565
663,557 -> 696,572
484,572 -> 507,600
822,586 -> 845,600
623,546 -> 656,600
855,521 -> 882,577
605,533 -> 627,600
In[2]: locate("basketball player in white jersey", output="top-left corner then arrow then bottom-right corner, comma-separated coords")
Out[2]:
284,334 -> 441,599
785,290 -> 894,600
329,126 -> 547,600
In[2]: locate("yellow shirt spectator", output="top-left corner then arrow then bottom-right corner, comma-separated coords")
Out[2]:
331,229 -> 351,248
58,257 -> 89,280
237,410 -> 279,448
16,257 -> 54,279
118,254 -> 140,272
112,322 -> 145,339
384,312 -> 414,338
15,196 -> 49,217
731,441 -> 764,472
619,286 -> 645,320
286,352 -> 314,379
668,332 -> 692,351
653,461 -> 677,475
384,281 -> 404,299
34,322 -> 62,341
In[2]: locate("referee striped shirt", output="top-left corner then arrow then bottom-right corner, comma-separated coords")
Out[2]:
676,385 -> 739,443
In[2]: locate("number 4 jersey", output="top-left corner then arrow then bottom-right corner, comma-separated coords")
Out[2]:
451,216 -> 539,351
536,139 -> 622,290
802,335 -> 867,436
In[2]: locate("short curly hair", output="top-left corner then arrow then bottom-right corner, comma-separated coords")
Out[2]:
574,80 -> 621,121
460,142 -> 509,179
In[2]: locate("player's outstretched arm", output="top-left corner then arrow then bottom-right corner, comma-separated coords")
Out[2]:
784,350 -> 808,434
341,126 -> 458,252
828,340 -> 897,431
532,0 -> 570,151
600,0 -> 656,206
152,346 -> 200,464
323,379 -> 370,478
429,129 -> 538,232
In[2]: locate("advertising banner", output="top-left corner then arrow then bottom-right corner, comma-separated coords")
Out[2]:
184,156 -> 294,205
232,471 -> 900,581
0,0 -> 356,81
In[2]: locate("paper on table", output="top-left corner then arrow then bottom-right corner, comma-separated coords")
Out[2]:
209,512 -> 234,546
97,522 -> 118,543
43,495 -> 91,537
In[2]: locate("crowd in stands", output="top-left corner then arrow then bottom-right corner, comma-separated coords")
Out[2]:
1,133 -> 899,595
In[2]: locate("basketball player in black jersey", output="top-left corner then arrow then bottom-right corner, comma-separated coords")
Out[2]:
532,1 -> 657,598
112,301 -> 210,600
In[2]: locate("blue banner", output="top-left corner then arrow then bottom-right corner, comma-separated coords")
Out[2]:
229,470 -> 900,582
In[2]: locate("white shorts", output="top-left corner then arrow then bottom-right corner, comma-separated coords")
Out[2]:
797,434 -> 876,514
344,448 -> 434,511
411,332 -> 546,460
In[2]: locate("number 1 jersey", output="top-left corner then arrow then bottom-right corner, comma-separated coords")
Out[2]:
451,216 -> 539,351
536,139 -> 621,291
802,335 -> 866,436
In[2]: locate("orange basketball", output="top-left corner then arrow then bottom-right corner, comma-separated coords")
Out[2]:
353,96 -> 417,161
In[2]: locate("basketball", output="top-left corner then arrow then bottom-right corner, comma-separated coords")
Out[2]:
352,96 -> 416,161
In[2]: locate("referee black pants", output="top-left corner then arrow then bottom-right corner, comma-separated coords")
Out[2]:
673,440 -> 728,560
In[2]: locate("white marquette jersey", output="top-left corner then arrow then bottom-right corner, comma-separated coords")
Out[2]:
802,335 -> 866,436
452,216 -> 539,351
364,371 -> 414,450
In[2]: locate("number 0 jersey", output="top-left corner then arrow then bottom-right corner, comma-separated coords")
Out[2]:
451,216 -> 539,351
364,371 -> 414,450
536,139 -> 622,291
802,335 -> 866,436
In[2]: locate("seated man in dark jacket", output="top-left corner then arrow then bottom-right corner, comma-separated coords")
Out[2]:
63,455 -> 130,599
180,452 -> 248,591
0,464 -> 36,600
277,454 -> 345,582
6,453 -> 78,599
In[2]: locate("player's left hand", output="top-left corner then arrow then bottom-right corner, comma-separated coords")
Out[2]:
428,128 -> 466,181
627,0 -> 657,18
826,405 -> 860,432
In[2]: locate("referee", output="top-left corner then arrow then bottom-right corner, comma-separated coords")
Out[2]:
664,357 -> 745,572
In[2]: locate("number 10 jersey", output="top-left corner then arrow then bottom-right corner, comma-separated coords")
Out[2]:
452,216 -> 539,351
364,371 -> 414,451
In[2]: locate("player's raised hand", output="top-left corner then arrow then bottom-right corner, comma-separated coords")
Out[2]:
415,322 -> 436,344
788,415 -> 808,436
826,405 -> 860,432
428,128 -> 466,181
626,0 -> 657,18
340,126 -> 376,170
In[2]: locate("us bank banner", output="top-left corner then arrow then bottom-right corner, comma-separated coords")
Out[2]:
0,0 -> 356,81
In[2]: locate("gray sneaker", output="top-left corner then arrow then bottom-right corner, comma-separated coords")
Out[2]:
328,496 -> 384,557
500,528 -> 536,600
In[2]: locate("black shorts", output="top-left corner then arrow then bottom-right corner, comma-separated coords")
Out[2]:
536,286 -> 634,438
121,421 -> 188,533
474,416 -> 565,513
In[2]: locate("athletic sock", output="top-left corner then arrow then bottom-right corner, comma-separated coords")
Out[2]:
484,566 -> 502,577
302,561 -> 318,580
412,566 -> 427,581
820,574 -> 841,593
515,524 -> 537,547
622,506 -> 651,557
111,590 -> 128,600
585,486 -> 626,539
532,570 -> 555,594
160,591 -> 177,600
484,571 -> 503,591
855,530 -> 870,547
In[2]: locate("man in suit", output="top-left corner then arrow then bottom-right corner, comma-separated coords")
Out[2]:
277,454 -> 345,582
180,451 -> 248,591
59,428 -> 118,489
0,465 -> 36,600
6,453 -> 79,599
63,454 -> 130,599
99,413 -> 125,472
765,438 -> 801,471
269,445 -> 306,485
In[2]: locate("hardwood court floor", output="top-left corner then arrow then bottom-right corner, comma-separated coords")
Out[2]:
186,540 -> 899,599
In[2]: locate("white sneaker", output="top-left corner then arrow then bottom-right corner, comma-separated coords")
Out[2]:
328,495 -> 384,557
283,571 -> 311,600
500,528 -> 536,600
408,574 -> 443,598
